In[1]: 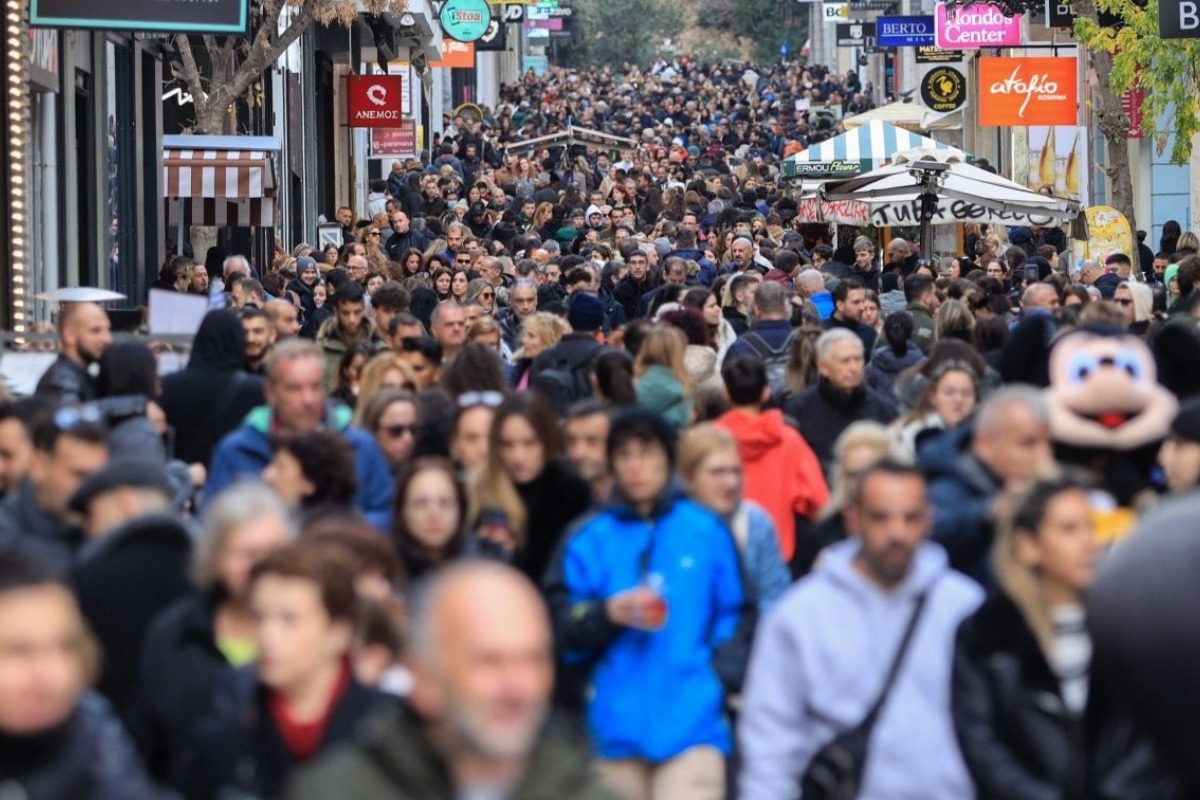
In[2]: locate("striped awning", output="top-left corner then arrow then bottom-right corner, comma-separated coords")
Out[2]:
162,137 -> 279,227
782,120 -> 956,179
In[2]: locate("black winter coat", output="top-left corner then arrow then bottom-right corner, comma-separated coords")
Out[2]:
0,692 -> 175,800
783,379 -> 898,472
129,591 -> 232,783
511,459 -> 592,584
72,513 -> 193,716
177,667 -> 385,800
160,311 -> 266,467
952,592 -> 1187,800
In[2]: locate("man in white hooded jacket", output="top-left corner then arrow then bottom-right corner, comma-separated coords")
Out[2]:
738,461 -> 984,799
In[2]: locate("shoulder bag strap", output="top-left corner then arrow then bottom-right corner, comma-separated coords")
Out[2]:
860,591 -> 929,730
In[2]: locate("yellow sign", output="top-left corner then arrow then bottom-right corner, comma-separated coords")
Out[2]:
1082,206 -> 1134,263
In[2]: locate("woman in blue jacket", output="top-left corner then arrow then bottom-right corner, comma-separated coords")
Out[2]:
544,409 -> 751,800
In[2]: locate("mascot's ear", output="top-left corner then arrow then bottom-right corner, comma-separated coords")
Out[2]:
1154,323 -> 1200,400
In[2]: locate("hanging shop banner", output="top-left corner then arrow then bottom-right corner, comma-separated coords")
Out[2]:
476,16 -> 508,49
978,56 -> 1078,126
432,40 -> 476,68
347,75 -> 405,128
1160,0 -> 1200,37
935,2 -> 1021,48
921,66 -> 966,111
877,15 -> 936,47
823,2 -> 849,21
1025,127 -> 1082,199
1045,0 -> 1075,26
30,0 -> 248,32
836,22 -> 876,46
440,0 -> 493,42
915,45 -> 963,62
1121,87 -> 1145,138
370,123 -> 420,159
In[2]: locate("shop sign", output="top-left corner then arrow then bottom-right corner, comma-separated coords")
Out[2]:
348,75 -> 404,128
877,15 -> 935,46
1160,0 -> 1200,37
783,159 -> 863,178
30,0 -> 248,33
440,0 -> 493,42
935,2 -> 1021,48
978,57 -> 1078,126
1121,87 -> 1145,138
370,123 -> 419,159
432,40 -> 476,68
836,22 -> 876,46
915,44 -> 962,62
921,66 -> 965,111
1045,0 -> 1075,27
823,2 -> 849,20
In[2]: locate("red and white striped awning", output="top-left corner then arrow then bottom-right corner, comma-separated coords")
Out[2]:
163,144 -> 278,227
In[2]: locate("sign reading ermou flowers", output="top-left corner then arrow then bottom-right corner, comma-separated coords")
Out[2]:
935,2 -> 1021,48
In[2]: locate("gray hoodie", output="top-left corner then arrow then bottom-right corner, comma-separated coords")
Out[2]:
738,539 -> 983,800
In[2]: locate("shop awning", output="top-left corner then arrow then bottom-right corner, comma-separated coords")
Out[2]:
162,135 -> 281,227
782,120 -> 958,179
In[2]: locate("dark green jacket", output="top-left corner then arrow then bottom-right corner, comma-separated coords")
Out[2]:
285,704 -> 618,800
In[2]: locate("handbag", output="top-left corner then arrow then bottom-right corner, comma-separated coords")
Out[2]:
799,591 -> 929,800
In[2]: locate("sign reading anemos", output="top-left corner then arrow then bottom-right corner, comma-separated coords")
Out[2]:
348,75 -> 405,129
978,57 -> 1078,126
934,2 -> 1020,49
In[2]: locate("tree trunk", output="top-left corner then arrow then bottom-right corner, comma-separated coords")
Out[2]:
1076,0 -> 1136,231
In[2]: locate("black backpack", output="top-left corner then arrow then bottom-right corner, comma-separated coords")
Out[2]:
740,329 -> 797,397
530,346 -> 598,414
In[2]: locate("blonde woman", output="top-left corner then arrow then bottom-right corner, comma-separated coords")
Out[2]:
513,311 -> 570,389
951,476 -> 1175,797
352,353 -> 417,427
633,325 -> 693,427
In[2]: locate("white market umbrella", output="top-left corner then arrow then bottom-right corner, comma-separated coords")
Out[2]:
35,287 -> 127,303
822,148 -> 1077,227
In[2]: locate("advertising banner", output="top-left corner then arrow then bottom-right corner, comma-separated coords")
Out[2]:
935,2 -> 1021,48
370,123 -> 420,159
30,0 -> 248,32
978,57 -> 1078,126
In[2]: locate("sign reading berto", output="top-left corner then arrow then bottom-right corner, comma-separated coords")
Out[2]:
935,2 -> 1020,48
31,0 -> 248,32
348,75 -> 405,128
440,0 -> 493,42
878,16 -> 935,47
978,57 -> 1078,126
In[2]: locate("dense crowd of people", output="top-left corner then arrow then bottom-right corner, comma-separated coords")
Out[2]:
6,56 -> 1200,800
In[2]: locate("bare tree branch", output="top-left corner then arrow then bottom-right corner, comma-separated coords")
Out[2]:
174,34 -> 209,121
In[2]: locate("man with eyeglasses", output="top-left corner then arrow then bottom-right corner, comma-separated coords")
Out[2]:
384,211 -> 430,262
206,338 -> 393,529
345,255 -> 370,288
0,406 -> 109,573
36,302 -> 112,405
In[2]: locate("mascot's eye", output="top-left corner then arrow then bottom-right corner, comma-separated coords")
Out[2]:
1068,352 -> 1101,384
1113,350 -> 1144,381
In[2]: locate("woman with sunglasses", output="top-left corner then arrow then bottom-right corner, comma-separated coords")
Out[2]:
357,389 -> 420,474
450,390 -> 505,475
466,392 -> 591,584
467,278 -> 496,315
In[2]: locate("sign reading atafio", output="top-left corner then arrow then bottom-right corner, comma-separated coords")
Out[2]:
348,75 -> 405,128
30,0 -> 248,33
978,57 -> 1077,126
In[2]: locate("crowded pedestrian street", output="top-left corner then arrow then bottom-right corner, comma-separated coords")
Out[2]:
3,1 -> 1200,798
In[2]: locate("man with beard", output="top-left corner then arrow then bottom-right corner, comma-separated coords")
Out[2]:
36,302 -> 112,404
240,308 -> 277,375
739,463 -> 982,799
315,282 -> 384,390
288,562 -> 616,800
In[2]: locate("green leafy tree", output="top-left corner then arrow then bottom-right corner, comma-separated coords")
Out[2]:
1075,0 -> 1200,165
562,0 -> 683,67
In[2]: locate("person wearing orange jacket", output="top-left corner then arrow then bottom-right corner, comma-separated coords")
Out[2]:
716,355 -> 830,576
